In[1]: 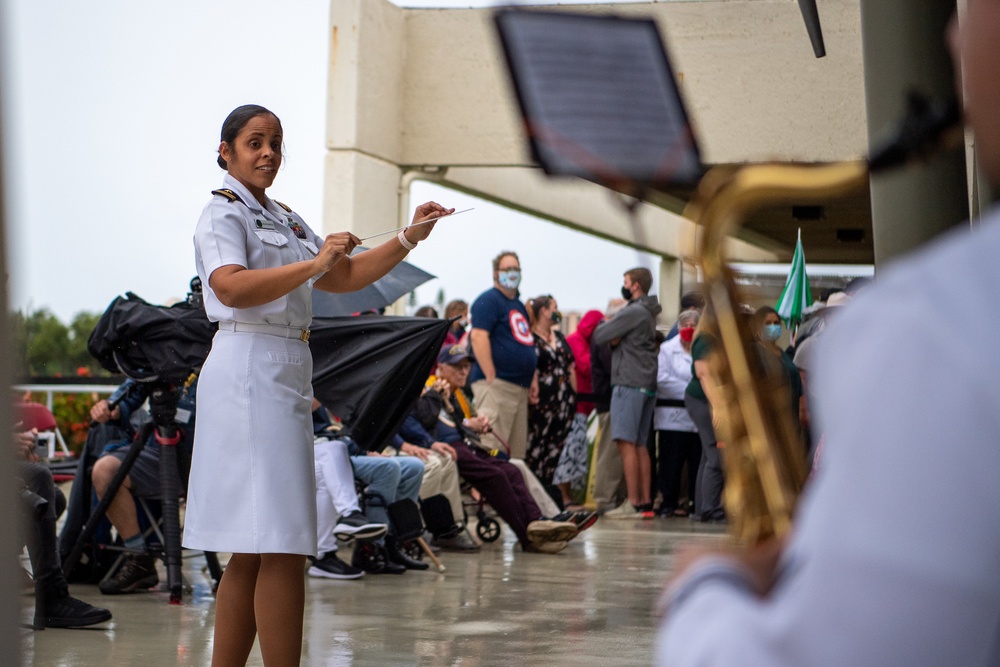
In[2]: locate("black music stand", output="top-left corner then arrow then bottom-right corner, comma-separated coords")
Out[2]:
494,9 -> 704,197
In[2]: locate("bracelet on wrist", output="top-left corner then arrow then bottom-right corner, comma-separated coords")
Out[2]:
397,228 -> 417,251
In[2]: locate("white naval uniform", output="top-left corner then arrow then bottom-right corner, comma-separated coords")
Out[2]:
183,173 -> 324,556
657,207 -> 1000,665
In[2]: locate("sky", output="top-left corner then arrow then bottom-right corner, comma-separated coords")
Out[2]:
1,0 -> 666,323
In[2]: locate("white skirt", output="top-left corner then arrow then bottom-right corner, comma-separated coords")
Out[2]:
183,329 -> 317,556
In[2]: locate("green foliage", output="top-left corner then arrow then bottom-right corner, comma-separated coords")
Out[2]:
68,312 -> 102,373
20,308 -> 69,376
9,307 -> 107,378
435,288 -> 445,309
8,310 -> 29,379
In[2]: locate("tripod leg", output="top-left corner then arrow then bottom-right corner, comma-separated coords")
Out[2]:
204,552 -> 223,594
156,425 -> 184,604
63,425 -> 151,575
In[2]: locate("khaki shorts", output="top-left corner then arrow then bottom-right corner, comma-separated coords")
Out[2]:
471,378 -> 530,460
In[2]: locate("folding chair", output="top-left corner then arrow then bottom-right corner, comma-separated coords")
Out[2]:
13,401 -> 72,460
97,496 -> 223,596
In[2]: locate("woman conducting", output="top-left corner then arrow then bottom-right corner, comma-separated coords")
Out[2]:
183,104 -> 452,666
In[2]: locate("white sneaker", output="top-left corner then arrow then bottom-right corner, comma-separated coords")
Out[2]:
526,519 -> 578,544
601,501 -> 642,519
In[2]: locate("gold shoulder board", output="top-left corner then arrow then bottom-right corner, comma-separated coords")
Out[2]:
211,189 -> 245,205
274,200 -> 292,213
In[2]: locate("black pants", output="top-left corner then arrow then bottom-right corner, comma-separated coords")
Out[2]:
656,430 -> 702,513
453,443 -> 541,547
19,462 -> 68,597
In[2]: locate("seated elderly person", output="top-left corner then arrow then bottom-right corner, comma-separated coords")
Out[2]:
312,405 -> 427,574
391,434 -> 480,553
418,347 -> 590,528
399,346 -> 579,554
311,402 -> 389,580
15,428 -> 112,627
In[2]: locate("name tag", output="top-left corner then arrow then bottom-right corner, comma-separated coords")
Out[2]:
253,218 -> 277,231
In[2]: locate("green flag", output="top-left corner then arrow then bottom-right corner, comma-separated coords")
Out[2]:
775,229 -> 812,327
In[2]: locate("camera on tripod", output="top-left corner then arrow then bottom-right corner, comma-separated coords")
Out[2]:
186,276 -> 203,310
64,285 -> 220,601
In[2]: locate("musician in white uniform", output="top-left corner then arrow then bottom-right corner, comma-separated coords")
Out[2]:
184,104 -> 452,667
657,4 -> 1000,665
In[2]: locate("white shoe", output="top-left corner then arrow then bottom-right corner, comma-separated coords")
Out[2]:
601,501 -> 642,519
526,519 -> 578,544
333,511 -> 388,542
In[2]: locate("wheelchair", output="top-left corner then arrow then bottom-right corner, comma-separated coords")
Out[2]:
351,484 -> 445,573
461,482 -> 502,544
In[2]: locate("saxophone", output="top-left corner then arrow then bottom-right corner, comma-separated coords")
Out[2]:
686,93 -> 961,545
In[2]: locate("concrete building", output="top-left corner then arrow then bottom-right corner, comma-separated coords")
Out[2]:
321,0 -> 979,322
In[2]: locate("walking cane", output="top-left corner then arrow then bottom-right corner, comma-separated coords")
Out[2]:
415,537 -> 446,573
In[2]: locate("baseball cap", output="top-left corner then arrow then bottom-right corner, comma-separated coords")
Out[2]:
437,345 -> 471,365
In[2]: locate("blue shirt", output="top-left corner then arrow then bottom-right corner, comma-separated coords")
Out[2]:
468,287 -> 537,387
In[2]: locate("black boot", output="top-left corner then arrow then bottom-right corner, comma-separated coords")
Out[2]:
386,535 -> 429,571
99,554 -> 158,595
352,541 -> 405,575
41,579 -> 112,628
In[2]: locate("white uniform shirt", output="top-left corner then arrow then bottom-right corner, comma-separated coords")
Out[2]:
657,207 -> 1000,666
653,335 -> 696,432
193,173 -> 324,328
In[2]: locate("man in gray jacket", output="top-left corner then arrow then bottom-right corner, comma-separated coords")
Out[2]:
591,267 -> 662,518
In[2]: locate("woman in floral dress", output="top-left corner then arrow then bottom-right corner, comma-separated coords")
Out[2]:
525,295 -> 576,487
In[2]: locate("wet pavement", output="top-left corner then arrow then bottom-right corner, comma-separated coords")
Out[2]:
20,518 -> 727,666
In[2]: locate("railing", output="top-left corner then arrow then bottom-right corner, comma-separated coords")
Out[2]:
13,383 -> 121,411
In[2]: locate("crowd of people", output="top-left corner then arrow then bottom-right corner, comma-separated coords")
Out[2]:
15,246 -> 841,630
443,252 -> 850,529
20,15 -> 1000,657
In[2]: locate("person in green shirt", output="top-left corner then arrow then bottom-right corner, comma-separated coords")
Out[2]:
684,307 -> 725,522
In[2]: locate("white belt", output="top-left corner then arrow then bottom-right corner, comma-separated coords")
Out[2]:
218,321 -> 311,342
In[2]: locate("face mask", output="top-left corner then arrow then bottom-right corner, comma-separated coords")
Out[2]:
762,323 -> 782,342
498,269 -> 521,290
679,326 -> 695,343
621,285 -> 633,300
457,318 -> 469,328
550,311 -> 562,325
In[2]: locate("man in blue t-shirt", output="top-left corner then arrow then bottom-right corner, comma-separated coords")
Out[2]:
468,251 -> 538,459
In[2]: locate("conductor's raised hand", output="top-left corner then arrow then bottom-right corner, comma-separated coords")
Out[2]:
406,201 -> 455,242
314,232 -> 361,273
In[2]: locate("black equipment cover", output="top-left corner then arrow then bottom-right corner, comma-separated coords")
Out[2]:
88,294 -> 448,451
309,316 -> 450,452
88,292 -> 216,383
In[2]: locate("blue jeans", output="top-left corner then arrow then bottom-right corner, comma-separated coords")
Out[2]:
350,456 -> 424,530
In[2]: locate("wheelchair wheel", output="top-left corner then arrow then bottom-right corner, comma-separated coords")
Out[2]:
401,540 -> 424,562
476,517 -> 501,543
354,542 -> 387,574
